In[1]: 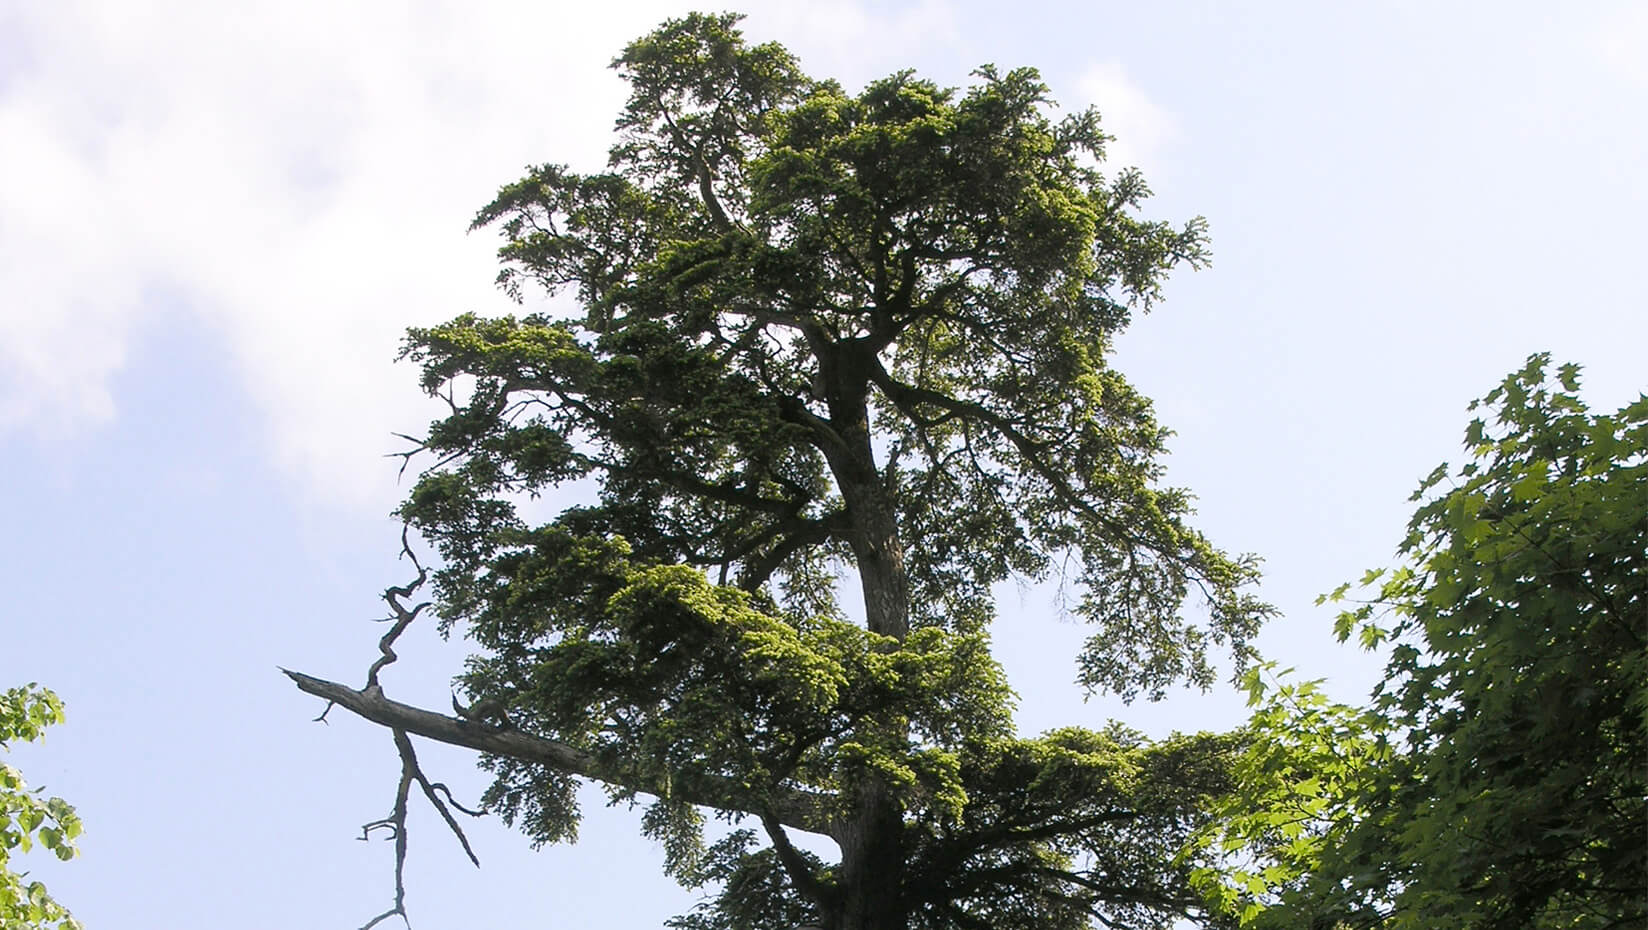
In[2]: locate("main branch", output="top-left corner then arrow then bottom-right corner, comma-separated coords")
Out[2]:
283,670 -> 835,837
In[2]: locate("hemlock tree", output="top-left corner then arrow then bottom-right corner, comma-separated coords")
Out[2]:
0,684 -> 83,930
1193,356 -> 1647,930
288,14 -> 1273,930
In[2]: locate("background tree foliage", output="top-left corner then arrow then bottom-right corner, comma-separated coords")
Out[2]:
292,12 -> 1273,930
0,685 -> 82,930
1193,355 -> 1646,930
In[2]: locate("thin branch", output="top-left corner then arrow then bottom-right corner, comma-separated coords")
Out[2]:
357,731 -> 415,930
426,781 -> 485,818
736,509 -> 851,591
387,433 -> 428,481
318,527 -> 485,928
957,809 -> 1142,858
366,528 -> 430,690
394,728 -> 483,868
867,357 -> 1157,555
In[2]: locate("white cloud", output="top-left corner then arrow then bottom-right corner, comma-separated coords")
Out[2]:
750,0 -> 960,87
0,0 -> 955,511
3,0 -> 659,506
1074,61 -> 1179,177
0,93 -> 134,433
1594,3 -> 1648,86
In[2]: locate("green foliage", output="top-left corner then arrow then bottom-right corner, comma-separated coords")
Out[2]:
1194,355 -> 1647,929
0,685 -> 82,930
1181,666 -> 1390,928
912,727 -> 1245,930
465,537 -> 1016,848
403,11 -> 1268,682
383,11 -> 1271,928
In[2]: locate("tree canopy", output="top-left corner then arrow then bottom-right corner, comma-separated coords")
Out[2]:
1192,355 -> 1647,929
289,13 -> 1272,930
0,684 -> 82,930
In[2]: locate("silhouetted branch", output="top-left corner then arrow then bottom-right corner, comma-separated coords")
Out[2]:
305,528 -> 484,929
357,730 -> 414,930
395,728 -> 482,868
365,527 -> 429,691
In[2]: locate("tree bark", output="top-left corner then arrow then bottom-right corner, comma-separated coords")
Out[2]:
815,337 -> 911,642
835,787 -> 909,930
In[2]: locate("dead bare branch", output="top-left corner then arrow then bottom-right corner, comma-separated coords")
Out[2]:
357,730 -> 414,930
283,668 -> 833,837
365,527 -> 430,691
394,728 -> 482,868
294,524 -> 833,926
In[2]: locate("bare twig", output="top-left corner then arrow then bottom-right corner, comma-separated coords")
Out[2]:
295,521 -> 842,926
394,728 -> 482,868
310,527 -> 487,928
365,527 -> 429,691
426,781 -> 485,818
387,433 -> 428,481
358,730 -> 415,930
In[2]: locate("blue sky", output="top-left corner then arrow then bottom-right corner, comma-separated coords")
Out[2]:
3,1 -> 1645,926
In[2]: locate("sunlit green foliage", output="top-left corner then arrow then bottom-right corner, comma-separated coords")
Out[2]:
0,685 -> 82,930
1192,355 -> 1647,929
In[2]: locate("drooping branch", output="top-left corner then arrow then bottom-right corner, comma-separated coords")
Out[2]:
352,728 -> 487,930
761,812 -> 834,909
396,728 -> 483,867
357,730 -> 414,930
284,669 -> 835,837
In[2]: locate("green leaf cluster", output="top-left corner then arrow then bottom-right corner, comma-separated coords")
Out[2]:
1180,666 -> 1389,928
0,685 -> 82,930
1196,356 -> 1646,929
459,535 -> 1016,848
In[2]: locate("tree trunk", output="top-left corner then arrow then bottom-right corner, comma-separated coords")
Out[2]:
814,338 -> 912,929
835,788 -> 908,930
838,470 -> 910,642
817,338 -> 910,642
